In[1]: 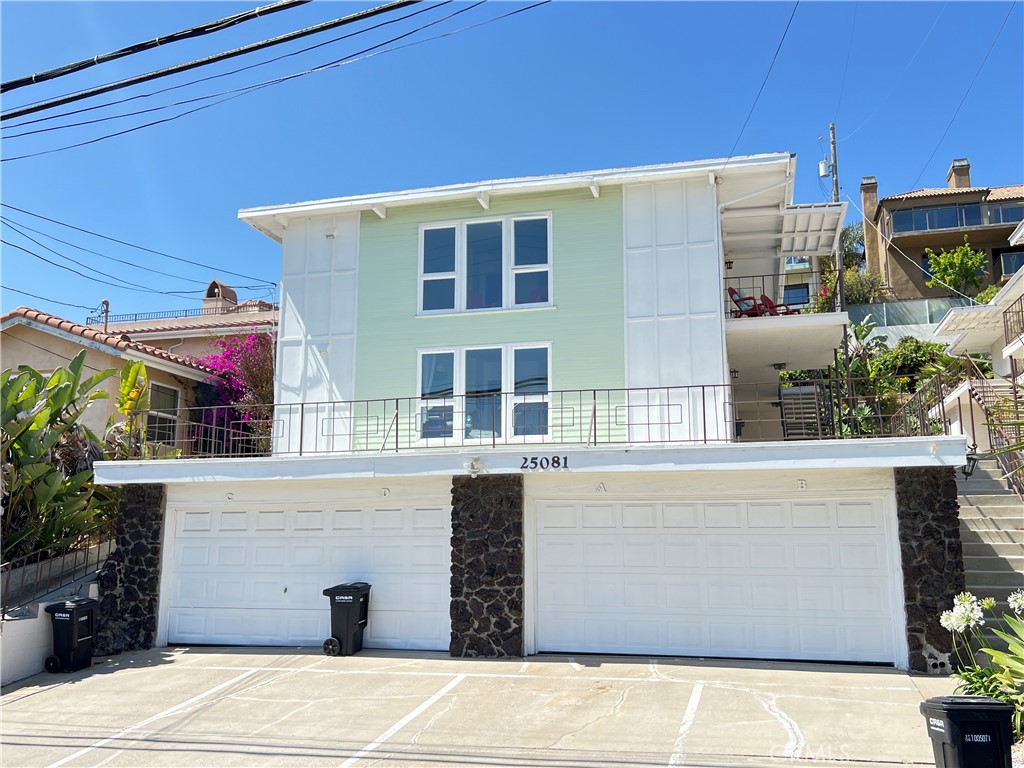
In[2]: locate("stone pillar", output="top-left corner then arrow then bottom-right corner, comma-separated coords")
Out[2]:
449,474 -> 524,657
94,484 -> 166,656
894,467 -> 963,673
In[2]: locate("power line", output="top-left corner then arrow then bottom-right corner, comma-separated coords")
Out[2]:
845,193 -> 975,302
3,333 -> 114,375
0,0 -> 546,163
1,203 -> 275,285
899,1 -> 1016,201
1,2 -> 477,160
719,1 -> 799,173
2,229 -> 206,297
841,2 -> 948,143
0,214 -> 210,286
1,285 -> 96,311
1,0 -> 423,121
1,0 -> 312,94
833,1 -> 858,124
2,238 -> 201,296
2,1 -> 450,135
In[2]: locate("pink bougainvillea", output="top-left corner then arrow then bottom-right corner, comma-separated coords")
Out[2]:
195,332 -> 275,411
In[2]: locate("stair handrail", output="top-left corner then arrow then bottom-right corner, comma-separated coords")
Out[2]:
960,355 -> 1024,501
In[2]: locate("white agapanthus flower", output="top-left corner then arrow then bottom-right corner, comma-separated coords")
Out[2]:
939,592 -> 985,633
1009,589 -> 1024,616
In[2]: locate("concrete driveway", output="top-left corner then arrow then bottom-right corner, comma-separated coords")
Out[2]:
1,647 -> 955,768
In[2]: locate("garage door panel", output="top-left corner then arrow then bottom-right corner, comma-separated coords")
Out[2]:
167,501 -> 452,649
534,498 -> 897,664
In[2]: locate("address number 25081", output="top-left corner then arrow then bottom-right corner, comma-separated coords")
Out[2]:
521,456 -> 569,471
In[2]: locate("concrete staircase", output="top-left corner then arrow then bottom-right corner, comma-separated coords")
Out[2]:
958,459 -> 1023,613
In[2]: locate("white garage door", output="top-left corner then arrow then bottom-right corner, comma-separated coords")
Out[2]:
165,503 -> 452,650
534,498 -> 898,663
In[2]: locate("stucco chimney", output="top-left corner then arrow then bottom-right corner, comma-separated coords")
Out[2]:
947,158 -> 971,189
860,176 -> 881,275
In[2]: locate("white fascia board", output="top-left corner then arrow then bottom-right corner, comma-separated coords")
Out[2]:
93,435 -> 966,486
3,319 -> 118,358
238,153 -> 791,237
1011,220 -> 1024,246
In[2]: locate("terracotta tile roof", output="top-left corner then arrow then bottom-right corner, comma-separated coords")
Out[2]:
881,184 -> 1024,203
109,317 -> 278,336
1,307 -> 216,376
988,185 -> 1024,201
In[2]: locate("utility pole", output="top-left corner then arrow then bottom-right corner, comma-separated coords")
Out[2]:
830,122 -> 845,311
101,299 -> 110,333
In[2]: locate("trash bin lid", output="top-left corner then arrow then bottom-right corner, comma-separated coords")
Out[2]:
323,582 -> 371,596
44,597 -> 99,613
921,696 -> 1014,713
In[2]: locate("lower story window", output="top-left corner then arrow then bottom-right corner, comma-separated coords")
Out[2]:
147,383 -> 179,444
419,345 -> 550,441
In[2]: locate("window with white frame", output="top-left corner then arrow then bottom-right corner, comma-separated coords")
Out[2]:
418,345 -> 549,441
147,383 -> 179,444
419,214 -> 551,314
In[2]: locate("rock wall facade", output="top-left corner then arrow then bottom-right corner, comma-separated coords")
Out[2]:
894,466 -> 963,674
449,474 -> 524,657
94,484 -> 166,657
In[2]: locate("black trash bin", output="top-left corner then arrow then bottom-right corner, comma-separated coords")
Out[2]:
44,597 -> 98,673
920,695 -> 1013,768
322,582 -> 370,656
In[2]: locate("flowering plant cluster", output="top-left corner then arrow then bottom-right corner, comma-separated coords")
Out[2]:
192,332 -> 276,454
939,589 -> 1024,739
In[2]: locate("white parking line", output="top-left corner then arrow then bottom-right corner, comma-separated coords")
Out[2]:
338,674 -> 466,768
666,682 -> 703,767
44,669 -> 260,768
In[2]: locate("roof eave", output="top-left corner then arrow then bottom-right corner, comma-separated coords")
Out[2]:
238,153 -> 793,239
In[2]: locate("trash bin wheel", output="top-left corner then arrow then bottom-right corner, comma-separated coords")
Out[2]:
44,654 -> 62,673
322,637 -> 341,656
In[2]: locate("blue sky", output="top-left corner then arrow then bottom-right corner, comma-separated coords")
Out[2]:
1,1 -> 1021,322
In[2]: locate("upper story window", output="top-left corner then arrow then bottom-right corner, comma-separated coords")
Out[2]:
890,202 -> 1024,235
419,214 -> 551,314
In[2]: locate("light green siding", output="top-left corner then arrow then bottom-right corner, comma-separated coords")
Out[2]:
354,187 -> 625,400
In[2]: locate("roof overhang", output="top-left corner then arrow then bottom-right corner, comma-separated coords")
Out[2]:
935,267 -> 1024,353
239,153 -> 794,243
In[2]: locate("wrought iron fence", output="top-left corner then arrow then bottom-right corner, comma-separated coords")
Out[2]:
1,537 -> 114,616
723,270 -> 823,317
85,301 -> 277,326
119,377 -> 948,460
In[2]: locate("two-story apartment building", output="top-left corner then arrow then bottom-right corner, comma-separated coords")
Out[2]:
95,153 -> 967,672
861,159 -> 1024,299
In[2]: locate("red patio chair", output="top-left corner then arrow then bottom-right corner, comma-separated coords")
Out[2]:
759,294 -> 801,316
727,287 -> 762,318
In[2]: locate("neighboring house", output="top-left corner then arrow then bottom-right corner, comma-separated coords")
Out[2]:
95,153 -> 968,673
861,158 -> 1024,300
1,307 -> 214,442
85,279 -> 278,359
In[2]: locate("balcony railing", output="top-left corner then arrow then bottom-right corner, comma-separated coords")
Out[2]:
890,201 -> 1024,236
723,271 -> 822,317
1005,293 -> 1024,346
120,377 -> 946,460
85,301 -> 278,326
